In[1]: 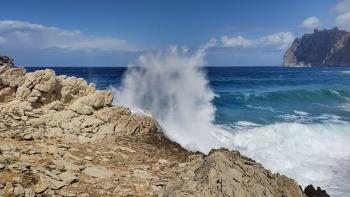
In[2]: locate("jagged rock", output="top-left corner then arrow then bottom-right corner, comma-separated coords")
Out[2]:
163,148 -> 304,197
0,55 -> 15,75
304,185 -> 330,197
0,68 -> 25,87
283,27 -> 350,67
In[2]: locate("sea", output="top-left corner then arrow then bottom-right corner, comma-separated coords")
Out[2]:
25,65 -> 350,196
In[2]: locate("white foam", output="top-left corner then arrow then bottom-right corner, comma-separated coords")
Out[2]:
225,122 -> 350,194
340,71 -> 350,74
246,104 -> 276,112
294,110 -> 309,116
338,103 -> 350,112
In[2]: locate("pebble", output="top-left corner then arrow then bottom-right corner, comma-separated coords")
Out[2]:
0,164 -> 5,170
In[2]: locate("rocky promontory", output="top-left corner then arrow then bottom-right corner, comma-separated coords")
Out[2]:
283,27 -> 350,67
0,55 -> 327,196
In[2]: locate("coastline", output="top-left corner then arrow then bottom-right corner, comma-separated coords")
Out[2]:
0,59 -> 328,196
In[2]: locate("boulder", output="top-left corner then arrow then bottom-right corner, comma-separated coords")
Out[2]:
304,185 -> 330,197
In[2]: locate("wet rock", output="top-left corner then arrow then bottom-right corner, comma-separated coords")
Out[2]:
304,185 -> 330,197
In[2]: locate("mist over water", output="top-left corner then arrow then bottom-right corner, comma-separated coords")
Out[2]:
113,44 -> 350,196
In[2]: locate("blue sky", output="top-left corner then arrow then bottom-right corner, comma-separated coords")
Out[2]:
0,0 -> 349,66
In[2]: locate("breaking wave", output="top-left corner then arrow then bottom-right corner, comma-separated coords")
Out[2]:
113,40 -> 223,153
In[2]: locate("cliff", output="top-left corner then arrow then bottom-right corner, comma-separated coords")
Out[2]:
283,27 -> 350,67
0,55 -> 327,196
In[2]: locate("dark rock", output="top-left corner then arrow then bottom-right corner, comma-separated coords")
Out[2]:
0,54 -> 14,66
304,185 -> 329,197
283,27 -> 350,67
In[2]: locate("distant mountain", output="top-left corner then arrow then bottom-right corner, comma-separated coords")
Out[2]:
283,27 -> 350,67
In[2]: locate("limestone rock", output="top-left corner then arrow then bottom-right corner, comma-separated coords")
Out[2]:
0,68 -> 25,87
83,166 -> 115,180
283,27 -> 350,67
163,148 -> 304,197
58,171 -> 79,184
34,181 -> 49,194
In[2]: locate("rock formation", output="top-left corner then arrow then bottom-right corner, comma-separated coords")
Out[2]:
283,27 -> 350,67
0,54 -> 327,196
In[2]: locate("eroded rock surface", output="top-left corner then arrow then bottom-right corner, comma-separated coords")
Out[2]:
0,56 -> 320,196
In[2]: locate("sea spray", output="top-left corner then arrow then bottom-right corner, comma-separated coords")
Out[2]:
114,40 -> 223,153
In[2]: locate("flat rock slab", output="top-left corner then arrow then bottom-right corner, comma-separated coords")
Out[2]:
83,166 -> 115,180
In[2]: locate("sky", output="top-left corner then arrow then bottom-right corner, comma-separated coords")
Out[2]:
0,0 -> 349,67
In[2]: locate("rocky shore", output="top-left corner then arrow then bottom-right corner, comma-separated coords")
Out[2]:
0,55 -> 328,196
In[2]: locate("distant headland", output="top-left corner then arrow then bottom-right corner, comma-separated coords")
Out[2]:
283,27 -> 350,67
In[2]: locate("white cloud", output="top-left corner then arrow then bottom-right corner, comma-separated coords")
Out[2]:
221,35 -> 252,47
336,12 -> 350,30
331,0 -> 350,30
331,0 -> 350,13
0,20 -> 138,51
301,17 -> 321,29
220,32 -> 295,50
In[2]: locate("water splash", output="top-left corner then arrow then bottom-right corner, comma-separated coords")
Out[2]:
114,40 -> 222,153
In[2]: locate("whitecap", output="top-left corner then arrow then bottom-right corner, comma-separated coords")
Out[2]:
293,110 -> 309,116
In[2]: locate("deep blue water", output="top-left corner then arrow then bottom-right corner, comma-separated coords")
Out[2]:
26,66 -> 350,127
